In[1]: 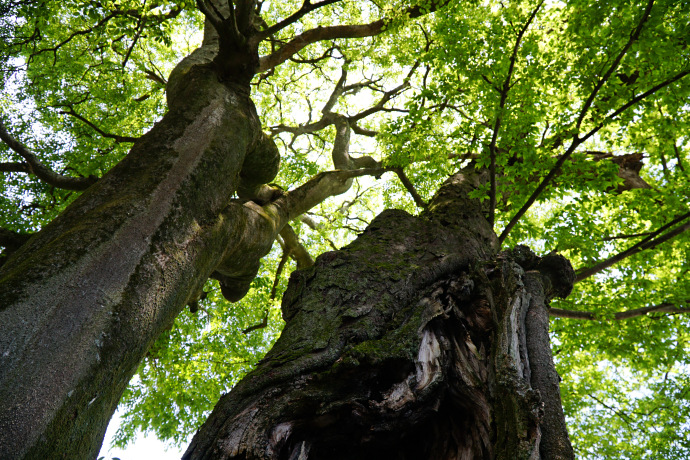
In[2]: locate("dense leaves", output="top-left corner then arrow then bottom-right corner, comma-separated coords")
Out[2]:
1,0 -> 689,457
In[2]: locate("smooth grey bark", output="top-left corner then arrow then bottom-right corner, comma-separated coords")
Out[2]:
182,171 -> 575,460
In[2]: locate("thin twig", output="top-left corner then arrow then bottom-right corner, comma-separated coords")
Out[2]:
498,0 -> 662,244
575,0 -> 655,131
499,68 -> 690,244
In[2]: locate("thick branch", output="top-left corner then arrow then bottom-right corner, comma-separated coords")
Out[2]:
277,167 -> 392,224
0,162 -> 31,173
258,0 -> 449,72
196,0 -> 244,47
331,115 -> 352,170
279,223 -> 314,270
550,302 -> 689,320
322,66 -> 348,115
0,117 -> 98,191
575,212 -> 690,282
350,122 -> 378,137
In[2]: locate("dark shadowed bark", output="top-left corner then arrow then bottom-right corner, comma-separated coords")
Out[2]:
183,170 -> 575,460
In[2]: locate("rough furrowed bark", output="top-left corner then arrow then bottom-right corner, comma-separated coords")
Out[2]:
183,171 -> 575,460
0,41 -> 279,458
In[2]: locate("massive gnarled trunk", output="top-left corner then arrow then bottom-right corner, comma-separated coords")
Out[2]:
183,172 -> 575,460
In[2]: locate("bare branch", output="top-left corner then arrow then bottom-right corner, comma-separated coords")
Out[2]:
394,167 -> 427,208
0,117 -> 98,191
550,302 -> 689,320
489,0 -> 544,227
575,212 -> 690,283
59,106 -> 139,143
279,223 -> 314,269
258,0 -> 450,72
575,0 -> 655,131
255,0 -> 343,42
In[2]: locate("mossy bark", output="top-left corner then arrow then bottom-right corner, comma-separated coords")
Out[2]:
183,171 -> 575,460
0,40 -> 280,459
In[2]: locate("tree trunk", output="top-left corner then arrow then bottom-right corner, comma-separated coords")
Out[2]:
0,41 -> 279,459
183,172 -> 575,460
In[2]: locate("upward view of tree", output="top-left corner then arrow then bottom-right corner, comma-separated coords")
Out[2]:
1,0 -> 689,458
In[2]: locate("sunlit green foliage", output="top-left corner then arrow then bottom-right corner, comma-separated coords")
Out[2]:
2,0 -> 689,457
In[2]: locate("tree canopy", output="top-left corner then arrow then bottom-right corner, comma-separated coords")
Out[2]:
1,0 -> 689,458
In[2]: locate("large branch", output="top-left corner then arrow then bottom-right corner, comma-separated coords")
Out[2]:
0,117 -> 98,191
394,167 -> 427,208
258,0 -> 450,72
550,302 -> 689,320
574,211 -> 690,282
277,167 -> 392,224
279,223 -> 314,270
0,162 -> 31,173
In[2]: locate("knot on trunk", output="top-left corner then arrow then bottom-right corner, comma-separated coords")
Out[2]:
509,245 -> 575,300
